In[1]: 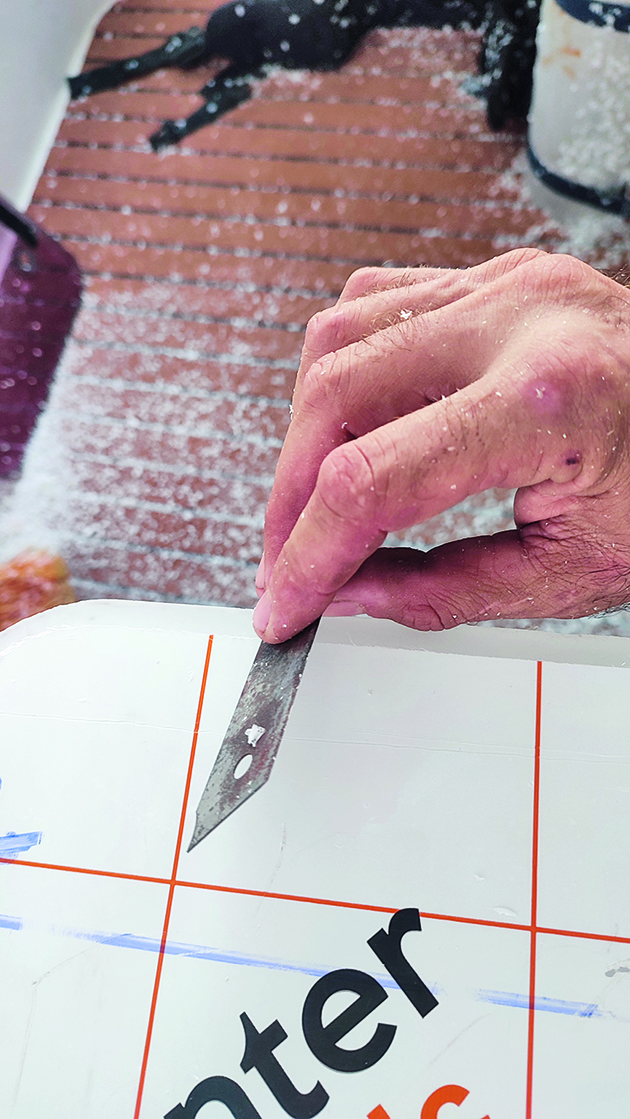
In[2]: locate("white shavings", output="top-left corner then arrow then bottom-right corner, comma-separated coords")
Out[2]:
551,34 -> 630,193
245,724 -> 265,747
0,337 -> 267,602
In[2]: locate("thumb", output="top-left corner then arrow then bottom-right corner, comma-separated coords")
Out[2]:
323,527 -> 624,629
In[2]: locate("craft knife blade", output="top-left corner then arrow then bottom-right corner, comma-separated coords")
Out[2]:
188,618 -> 320,850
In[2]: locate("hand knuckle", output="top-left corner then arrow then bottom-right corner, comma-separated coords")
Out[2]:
524,251 -> 594,299
300,350 -> 345,411
303,307 -> 343,356
398,601 -> 450,631
340,267 -> 383,302
303,308 -> 328,349
551,252 -> 595,287
519,523 -> 630,616
397,583 -> 481,630
497,246 -> 548,272
317,442 -> 379,521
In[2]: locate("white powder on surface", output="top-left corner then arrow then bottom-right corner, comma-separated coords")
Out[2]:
0,346 -> 77,562
0,477 -> 17,520
0,337 -> 265,606
496,151 -> 630,271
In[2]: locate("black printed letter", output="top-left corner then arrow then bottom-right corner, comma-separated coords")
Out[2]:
302,967 -> 396,1072
164,1075 -> 263,1118
240,1012 -> 329,1118
367,908 -> 438,1017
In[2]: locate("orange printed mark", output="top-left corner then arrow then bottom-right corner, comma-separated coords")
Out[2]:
371,1087 -> 491,1119
421,1084 -> 470,1118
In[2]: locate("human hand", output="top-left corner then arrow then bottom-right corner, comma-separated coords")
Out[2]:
253,248 -> 630,641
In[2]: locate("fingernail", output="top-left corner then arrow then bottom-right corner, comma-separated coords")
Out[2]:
323,601 -> 364,617
253,591 -> 271,637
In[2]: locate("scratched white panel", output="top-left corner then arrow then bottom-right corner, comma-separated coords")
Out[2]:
0,622 -> 211,878
0,861 -> 167,1119
537,661 -> 630,936
0,715 -> 193,878
182,642 -> 537,924
139,887 -> 530,1119
1,603 -> 630,1119
0,621 -> 210,726
532,933 -> 630,1117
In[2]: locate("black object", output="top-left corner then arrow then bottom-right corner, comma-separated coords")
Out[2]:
68,27 -> 209,98
150,62 -> 257,149
68,0 -> 541,148
528,143 -> 630,220
555,0 -> 630,32
478,1 -> 542,130
0,201 -> 38,249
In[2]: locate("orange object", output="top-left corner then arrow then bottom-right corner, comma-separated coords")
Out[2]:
0,550 -> 75,631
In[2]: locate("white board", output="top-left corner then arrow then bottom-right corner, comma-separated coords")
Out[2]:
1,601 -> 629,1118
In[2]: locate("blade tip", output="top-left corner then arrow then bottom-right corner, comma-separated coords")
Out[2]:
187,822 -> 208,852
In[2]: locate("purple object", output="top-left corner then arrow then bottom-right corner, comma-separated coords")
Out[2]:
0,196 -> 82,477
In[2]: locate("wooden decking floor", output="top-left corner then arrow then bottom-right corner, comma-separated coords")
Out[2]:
21,1 -> 561,607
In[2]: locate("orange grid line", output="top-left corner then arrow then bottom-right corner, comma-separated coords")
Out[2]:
536,926 -> 630,945
5,822 -> 630,947
133,633 -> 214,1119
5,850 -> 630,947
0,856 -> 170,886
175,879 -> 533,930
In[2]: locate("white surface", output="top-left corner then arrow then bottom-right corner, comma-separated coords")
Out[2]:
0,0 -> 115,208
1,602 -> 630,1117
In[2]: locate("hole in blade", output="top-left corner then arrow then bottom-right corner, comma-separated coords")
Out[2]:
234,754 -> 253,780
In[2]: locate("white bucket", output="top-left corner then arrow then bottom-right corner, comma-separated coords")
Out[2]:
0,0 -> 115,209
527,0 -> 630,225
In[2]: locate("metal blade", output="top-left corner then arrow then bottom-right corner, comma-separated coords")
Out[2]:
188,618 -> 320,850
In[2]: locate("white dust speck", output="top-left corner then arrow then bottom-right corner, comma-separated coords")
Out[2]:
245,724 -> 265,747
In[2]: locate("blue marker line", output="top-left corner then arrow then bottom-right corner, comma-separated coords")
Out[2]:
0,913 -> 23,931
479,988 -> 601,1018
0,912 -> 609,1020
0,779 -> 43,858
73,928 -> 404,989
0,831 -> 43,857
45,924 -> 611,1019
